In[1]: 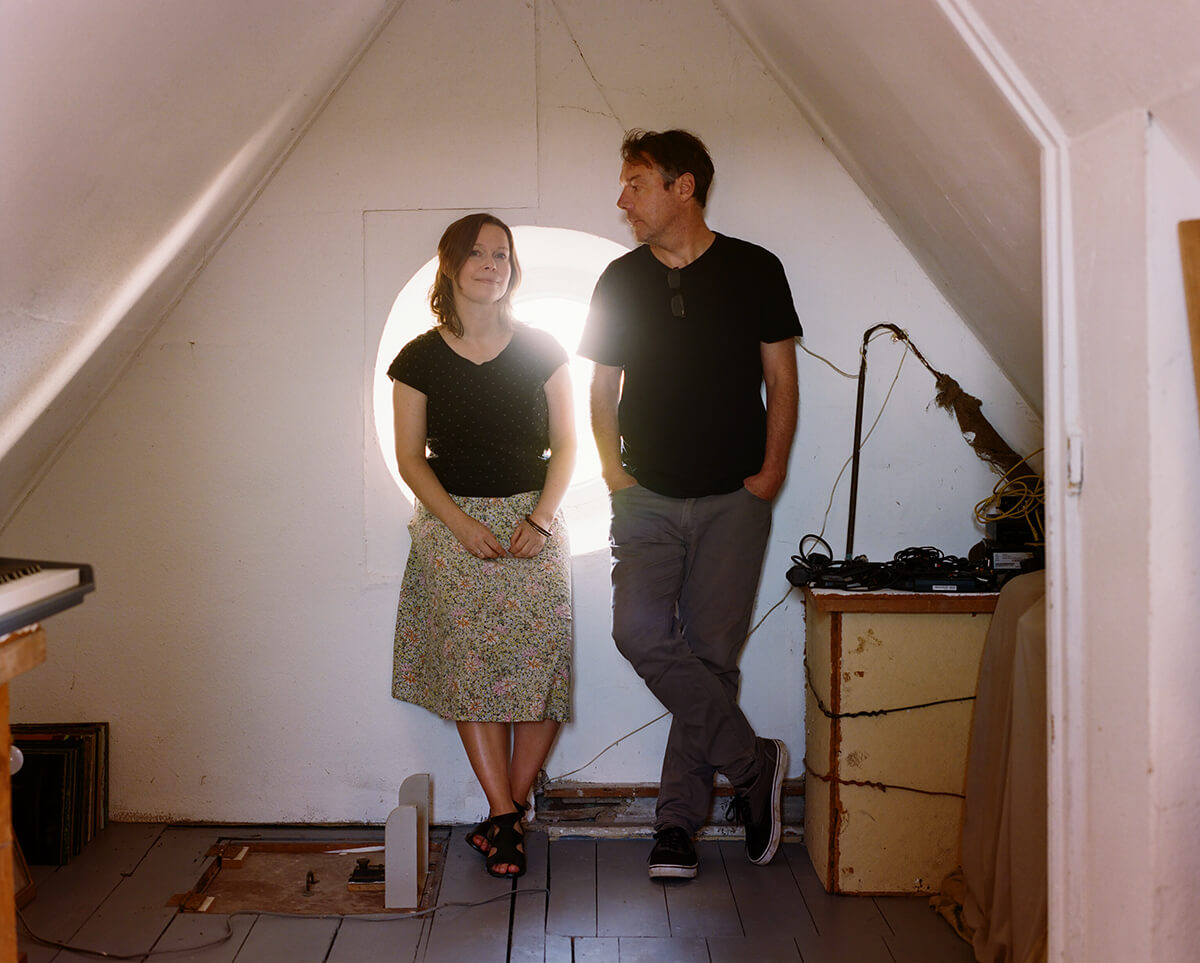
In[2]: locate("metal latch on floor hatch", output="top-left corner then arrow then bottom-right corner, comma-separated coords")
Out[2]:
347,856 -> 385,892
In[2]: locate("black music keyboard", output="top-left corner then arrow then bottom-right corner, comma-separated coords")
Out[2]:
0,557 -> 95,637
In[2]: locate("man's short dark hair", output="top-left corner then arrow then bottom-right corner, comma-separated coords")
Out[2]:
621,129 -> 715,208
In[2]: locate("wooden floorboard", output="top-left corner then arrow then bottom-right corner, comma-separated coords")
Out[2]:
574,935 -> 620,961
662,840 -> 741,938
720,840 -> 819,940
793,925 -> 895,963
546,838 -> 596,936
18,822 -> 166,963
421,827 -> 512,963
875,894 -> 976,963
617,935 -> 709,962
544,933 -> 573,962
783,844 -> 896,963
784,841 -> 892,935
150,913 -> 256,962
706,934 -> 802,962
509,830 -> 549,963
595,839 -> 669,938
48,827 -> 218,962
231,916 -> 339,962
14,823 -> 977,962
325,917 -> 426,962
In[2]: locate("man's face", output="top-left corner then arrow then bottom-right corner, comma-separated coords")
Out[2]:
617,159 -> 680,246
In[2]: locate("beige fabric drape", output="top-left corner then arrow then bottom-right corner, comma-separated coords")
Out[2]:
935,570 -> 1048,963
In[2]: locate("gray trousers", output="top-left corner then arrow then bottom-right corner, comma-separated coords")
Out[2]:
609,484 -> 773,833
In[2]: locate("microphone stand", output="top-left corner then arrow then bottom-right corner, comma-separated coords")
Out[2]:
844,324 -> 905,560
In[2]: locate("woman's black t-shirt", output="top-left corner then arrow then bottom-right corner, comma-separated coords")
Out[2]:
388,324 -> 567,497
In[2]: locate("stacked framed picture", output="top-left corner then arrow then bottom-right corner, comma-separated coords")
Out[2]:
10,722 -> 109,865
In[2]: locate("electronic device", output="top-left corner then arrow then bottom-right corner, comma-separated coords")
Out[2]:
786,542 -> 996,593
0,558 -> 95,636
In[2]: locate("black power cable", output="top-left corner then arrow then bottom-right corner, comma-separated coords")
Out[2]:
788,539 -> 994,592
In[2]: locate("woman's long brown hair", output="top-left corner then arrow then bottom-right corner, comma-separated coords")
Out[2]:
429,213 -> 522,337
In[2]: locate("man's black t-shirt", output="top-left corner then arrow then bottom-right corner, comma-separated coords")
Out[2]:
579,234 -> 802,498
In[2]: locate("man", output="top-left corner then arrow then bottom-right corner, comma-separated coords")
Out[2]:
579,129 -> 802,879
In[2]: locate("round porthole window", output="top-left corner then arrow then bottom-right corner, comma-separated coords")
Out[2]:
373,225 -> 629,554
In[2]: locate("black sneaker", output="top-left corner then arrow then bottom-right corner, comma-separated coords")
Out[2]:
726,737 -> 788,865
647,825 -> 698,879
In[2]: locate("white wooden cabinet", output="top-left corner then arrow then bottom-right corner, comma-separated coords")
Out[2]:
802,588 -> 996,894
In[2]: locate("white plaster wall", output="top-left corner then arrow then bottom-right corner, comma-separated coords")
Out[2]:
1,0 -> 1037,824
1068,110 -> 1155,962
1145,120 -> 1200,963
1061,110 -> 1200,963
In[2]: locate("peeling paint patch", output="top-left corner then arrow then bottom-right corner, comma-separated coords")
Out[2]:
854,628 -> 884,654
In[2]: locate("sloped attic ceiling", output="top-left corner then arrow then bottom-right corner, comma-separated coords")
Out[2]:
0,0 -> 401,520
716,0 -> 1043,409
22,0 -> 1188,517
714,0 -> 1200,417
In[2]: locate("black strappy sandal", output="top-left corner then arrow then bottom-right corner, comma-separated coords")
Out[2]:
467,799 -> 527,856
485,811 -> 526,879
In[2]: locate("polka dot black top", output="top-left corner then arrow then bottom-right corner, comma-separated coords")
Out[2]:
388,323 -> 568,497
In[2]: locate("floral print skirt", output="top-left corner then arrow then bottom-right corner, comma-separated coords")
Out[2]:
393,491 -> 572,722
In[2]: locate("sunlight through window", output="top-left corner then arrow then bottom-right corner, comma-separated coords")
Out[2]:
373,225 -> 629,554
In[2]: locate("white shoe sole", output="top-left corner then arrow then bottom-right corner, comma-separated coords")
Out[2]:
648,863 -> 698,879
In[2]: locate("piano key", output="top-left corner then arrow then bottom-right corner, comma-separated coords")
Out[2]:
0,559 -> 93,637
0,568 -> 79,613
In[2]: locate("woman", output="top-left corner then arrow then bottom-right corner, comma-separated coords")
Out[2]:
388,213 -> 575,878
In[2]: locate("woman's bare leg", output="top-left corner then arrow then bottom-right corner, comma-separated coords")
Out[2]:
457,721 -> 519,813
510,719 -> 561,806
457,721 -> 522,874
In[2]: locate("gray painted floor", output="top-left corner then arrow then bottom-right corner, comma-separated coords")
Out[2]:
17,823 -> 974,961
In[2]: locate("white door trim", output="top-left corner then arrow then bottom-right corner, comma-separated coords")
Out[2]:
936,2 -> 1085,959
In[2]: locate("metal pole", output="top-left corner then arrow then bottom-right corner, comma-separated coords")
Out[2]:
845,325 -> 898,559
844,335 -> 870,560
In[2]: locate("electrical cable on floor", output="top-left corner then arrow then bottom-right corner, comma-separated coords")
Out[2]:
18,887 -> 552,959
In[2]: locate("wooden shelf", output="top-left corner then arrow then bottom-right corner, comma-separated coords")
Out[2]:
1,624 -> 47,962
803,586 -> 998,615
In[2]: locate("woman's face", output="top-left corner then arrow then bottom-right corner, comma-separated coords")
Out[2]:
454,223 -> 513,307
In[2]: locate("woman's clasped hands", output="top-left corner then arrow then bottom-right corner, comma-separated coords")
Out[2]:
450,514 -> 548,559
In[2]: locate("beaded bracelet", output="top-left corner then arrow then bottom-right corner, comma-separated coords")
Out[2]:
524,515 -> 552,538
